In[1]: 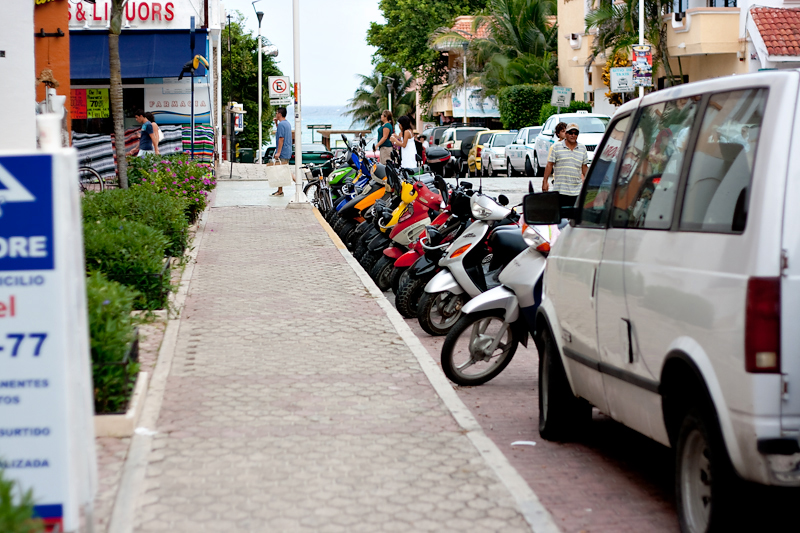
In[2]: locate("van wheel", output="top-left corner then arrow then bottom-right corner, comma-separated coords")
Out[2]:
506,159 -> 514,177
533,152 -> 543,177
676,408 -> 738,533
525,157 -> 534,177
486,161 -> 495,177
537,328 -> 591,440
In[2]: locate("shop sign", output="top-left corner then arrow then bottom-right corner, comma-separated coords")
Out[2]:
0,152 -> 97,533
145,78 -> 210,124
632,45 -> 653,87
86,89 -> 109,119
68,0 -> 199,29
70,89 -> 87,120
451,87 -> 500,118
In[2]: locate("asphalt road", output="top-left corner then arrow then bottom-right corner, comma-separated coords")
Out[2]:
444,176 -> 544,209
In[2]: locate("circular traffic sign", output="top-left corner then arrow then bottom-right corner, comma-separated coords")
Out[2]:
272,79 -> 288,95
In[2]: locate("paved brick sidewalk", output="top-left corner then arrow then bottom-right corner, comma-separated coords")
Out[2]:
128,202 -> 536,532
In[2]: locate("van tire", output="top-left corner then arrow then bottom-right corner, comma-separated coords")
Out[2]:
675,408 -> 739,533
537,328 -> 591,441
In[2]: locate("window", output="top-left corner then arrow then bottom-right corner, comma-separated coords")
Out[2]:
478,132 -> 492,145
679,88 -> 766,233
543,117 -> 555,133
579,115 -> 632,228
492,133 -> 518,147
528,129 -> 541,142
456,129 -> 480,140
570,117 -> 609,134
611,96 -> 701,229
708,0 -> 736,6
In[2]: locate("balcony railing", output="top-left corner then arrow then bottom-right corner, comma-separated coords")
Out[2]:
663,7 -> 741,56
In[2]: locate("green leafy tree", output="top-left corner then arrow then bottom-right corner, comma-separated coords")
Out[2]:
0,469 -> 44,533
497,84 -> 552,128
367,0 -> 489,107
345,69 -> 416,131
585,0 -> 679,88
430,0 -> 558,95
221,12 -> 283,151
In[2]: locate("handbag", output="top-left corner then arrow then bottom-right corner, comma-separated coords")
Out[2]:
265,159 -> 294,188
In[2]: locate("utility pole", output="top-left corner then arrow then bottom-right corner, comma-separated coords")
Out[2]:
253,1 -> 264,163
639,0 -> 644,98
386,77 -> 394,115
292,0 -> 305,203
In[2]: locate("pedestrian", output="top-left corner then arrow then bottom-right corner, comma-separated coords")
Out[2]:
545,122 -> 568,188
144,112 -> 163,149
134,109 -> 159,157
376,110 -> 394,164
542,123 -> 589,208
391,116 -> 417,170
271,106 -> 292,197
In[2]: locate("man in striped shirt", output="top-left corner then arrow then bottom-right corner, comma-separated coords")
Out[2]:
542,122 -> 589,207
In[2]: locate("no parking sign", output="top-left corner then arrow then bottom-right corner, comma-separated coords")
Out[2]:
268,76 -> 291,99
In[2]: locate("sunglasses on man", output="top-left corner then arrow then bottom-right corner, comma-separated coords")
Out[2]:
566,130 -> 579,135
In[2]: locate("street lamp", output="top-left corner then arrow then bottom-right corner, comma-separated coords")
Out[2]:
385,76 -> 394,116
461,41 -> 468,125
253,1 -> 264,163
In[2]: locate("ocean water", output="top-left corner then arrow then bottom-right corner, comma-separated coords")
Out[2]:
269,104 -> 368,149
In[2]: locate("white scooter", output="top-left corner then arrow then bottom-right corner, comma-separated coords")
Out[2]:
438,195 -> 559,386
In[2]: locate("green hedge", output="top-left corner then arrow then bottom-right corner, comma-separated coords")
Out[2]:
84,218 -> 170,310
498,85 -> 553,129
0,469 -> 43,533
538,100 -> 594,124
82,188 -> 189,257
86,272 -> 140,414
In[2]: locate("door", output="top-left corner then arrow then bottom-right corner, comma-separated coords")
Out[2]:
548,115 -> 633,412
509,129 -> 525,167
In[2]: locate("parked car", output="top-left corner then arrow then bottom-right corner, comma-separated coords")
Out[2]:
524,70 -> 800,532
439,126 -> 488,156
531,111 -> 609,176
467,130 -> 507,176
480,131 -> 519,177
505,126 -> 542,176
427,126 -> 451,147
263,143 -> 335,175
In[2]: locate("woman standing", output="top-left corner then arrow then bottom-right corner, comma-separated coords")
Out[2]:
376,110 -> 394,164
144,112 -> 163,155
391,115 -> 416,170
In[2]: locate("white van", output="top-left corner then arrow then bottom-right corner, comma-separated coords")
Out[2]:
524,70 -> 800,532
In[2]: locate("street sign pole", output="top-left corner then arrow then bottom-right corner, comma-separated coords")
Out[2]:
292,0 -> 305,203
256,10 -> 264,164
639,0 -> 644,98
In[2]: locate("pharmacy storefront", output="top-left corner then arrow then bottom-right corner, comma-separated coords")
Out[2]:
67,0 -> 221,167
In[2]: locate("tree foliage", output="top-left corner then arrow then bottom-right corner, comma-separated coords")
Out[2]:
367,0 -> 489,107
345,69 -> 416,131
497,84 -> 552,129
220,12 -> 283,151
539,101 -> 594,124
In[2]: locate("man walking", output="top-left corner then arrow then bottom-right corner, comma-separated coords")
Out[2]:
271,107 -> 292,197
542,122 -> 588,207
134,110 -> 159,157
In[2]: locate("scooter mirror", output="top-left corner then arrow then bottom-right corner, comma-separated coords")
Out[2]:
498,194 -> 509,206
528,181 -> 534,193
372,144 -> 376,152
461,181 -> 473,189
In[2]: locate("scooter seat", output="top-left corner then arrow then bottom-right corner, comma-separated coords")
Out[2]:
488,226 -> 528,270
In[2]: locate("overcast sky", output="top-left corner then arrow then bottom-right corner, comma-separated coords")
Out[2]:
221,0 -> 383,107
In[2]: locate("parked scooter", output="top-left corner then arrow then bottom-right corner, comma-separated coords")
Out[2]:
416,192 -> 526,336
438,198 -> 559,386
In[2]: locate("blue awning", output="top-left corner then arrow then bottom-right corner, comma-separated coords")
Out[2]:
70,30 -> 208,79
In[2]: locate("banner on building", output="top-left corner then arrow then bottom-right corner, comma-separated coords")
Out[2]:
86,89 -> 109,119
145,77 -> 211,125
451,87 -> 500,118
632,45 -> 653,87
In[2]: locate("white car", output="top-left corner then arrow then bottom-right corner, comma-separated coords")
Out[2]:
505,126 -> 542,176
480,131 -> 520,177
525,70 -> 800,532
439,126 -> 487,156
531,111 -> 609,176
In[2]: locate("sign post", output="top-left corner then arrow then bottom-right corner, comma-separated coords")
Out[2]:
0,148 -> 97,532
610,67 -> 635,94
550,86 -> 572,114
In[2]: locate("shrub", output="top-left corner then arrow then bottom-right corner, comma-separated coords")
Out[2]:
82,188 -> 189,257
538,100 -> 595,124
128,154 -> 216,223
86,272 -> 140,414
498,85 -> 553,129
0,469 -> 44,533
84,218 -> 171,310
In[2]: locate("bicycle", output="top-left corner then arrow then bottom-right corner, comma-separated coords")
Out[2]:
79,166 -> 105,194
303,162 -> 334,213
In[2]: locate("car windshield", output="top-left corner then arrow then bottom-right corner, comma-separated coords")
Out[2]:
491,133 -> 517,147
456,129 -> 483,140
568,117 -> 609,134
527,129 -> 541,142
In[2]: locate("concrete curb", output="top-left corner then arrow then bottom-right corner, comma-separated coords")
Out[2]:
313,214 -> 561,533
107,205 -> 211,533
94,372 -> 149,438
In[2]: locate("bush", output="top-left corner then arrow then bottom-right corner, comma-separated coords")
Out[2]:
0,469 -> 43,533
127,154 -> 216,223
538,100 -> 595,124
86,272 -> 140,414
498,85 -> 553,129
84,218 -> 171,310
82,188 -> 189,257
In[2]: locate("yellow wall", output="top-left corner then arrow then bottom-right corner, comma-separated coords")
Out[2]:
557,0 -> 589,100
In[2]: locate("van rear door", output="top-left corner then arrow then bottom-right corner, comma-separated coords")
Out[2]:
781,75 -> 800,434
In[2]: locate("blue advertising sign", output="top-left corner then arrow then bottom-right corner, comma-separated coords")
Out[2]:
0,156 -> 54,271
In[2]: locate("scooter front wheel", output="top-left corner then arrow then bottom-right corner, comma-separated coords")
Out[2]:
417,291 -> 466,336
441,310 -> 519,386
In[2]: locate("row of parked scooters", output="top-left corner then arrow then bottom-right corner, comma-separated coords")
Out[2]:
307,136 -> 560,387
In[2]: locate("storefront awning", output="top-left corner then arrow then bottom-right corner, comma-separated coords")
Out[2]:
70,30 -> 208,79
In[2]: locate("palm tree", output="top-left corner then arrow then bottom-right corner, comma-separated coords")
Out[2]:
430,0 -> 558,95
345,69 -> 415,131
585,0 -> 678,87
109,0 -> 128,188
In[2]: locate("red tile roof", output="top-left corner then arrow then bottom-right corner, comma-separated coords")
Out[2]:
450,16 -> 491,40
751,7 -> 800,57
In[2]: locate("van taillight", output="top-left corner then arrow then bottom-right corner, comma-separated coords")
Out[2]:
745,277 -> 781,373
